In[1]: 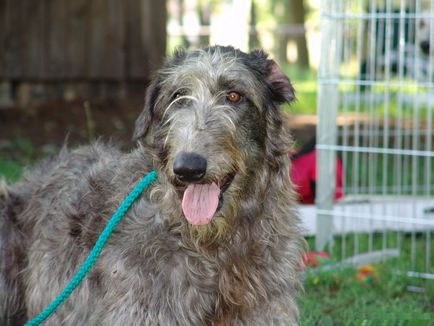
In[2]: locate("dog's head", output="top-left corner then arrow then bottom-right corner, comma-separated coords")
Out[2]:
134,46 -> 294,232
418,15 -> 431,56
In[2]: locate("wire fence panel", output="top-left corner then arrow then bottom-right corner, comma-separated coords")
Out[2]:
316,0 -> 434,279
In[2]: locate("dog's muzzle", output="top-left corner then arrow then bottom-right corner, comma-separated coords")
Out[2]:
172,152 -> 235,226
420,40 -> 430,55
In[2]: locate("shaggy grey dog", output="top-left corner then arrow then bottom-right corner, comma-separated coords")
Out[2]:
0,46 -> 305,325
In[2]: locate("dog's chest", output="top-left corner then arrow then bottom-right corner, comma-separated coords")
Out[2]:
108,240 -> 261,324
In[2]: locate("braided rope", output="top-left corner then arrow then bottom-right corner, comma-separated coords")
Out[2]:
25,170 -> 158,326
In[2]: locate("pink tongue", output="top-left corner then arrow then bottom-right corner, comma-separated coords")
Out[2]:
182,183 -> 221,225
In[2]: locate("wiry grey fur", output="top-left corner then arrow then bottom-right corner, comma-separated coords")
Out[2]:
0,46 -> 305,325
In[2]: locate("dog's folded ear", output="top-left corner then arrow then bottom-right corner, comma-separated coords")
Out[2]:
266,59 -> 295,104
248,49 -> 295,104
133,80 -> 160,141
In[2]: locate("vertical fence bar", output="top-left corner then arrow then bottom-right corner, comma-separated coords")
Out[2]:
395,0 -> 406,254
316,0 -> 341,251
426,0 -> 434,274
340,0 -> 352,260
367,0 -> 377,253
411,0 -> 423,272
382,0 -> 393,254
353,0 -> 365,258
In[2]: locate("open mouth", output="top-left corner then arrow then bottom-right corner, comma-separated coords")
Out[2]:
175,173 -> 235,225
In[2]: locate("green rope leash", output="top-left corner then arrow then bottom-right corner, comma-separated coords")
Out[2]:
25,170 -> 158,326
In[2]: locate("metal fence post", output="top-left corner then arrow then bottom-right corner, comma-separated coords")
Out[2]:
315,0 -> 341,251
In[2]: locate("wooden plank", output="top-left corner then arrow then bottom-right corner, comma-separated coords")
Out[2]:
0,0 -> 6,76
124,0 -> 147,80
3,0 -> 26,78
88,0 -> 105,79
1,0 -> 164,83
142,0 -> 167,77
65,0 -> 90,79
24,1 -> 47,79
126,0 -> 166,81
46,0 -> 67,80
86,0 -> 125,80
105,0 -> 125,79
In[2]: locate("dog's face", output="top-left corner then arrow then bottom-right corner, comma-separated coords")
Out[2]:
134,46 -> 294,230
418,16 -> 431,55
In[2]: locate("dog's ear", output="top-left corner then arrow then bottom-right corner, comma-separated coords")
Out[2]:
133,80 -> 160,141
266,59 -> 295,104
248,49 -> 295,104
133,49 -> 188,142
248,50 -> 293,171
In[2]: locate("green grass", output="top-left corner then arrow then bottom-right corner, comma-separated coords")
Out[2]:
281,65 -> 433,121
0,158 -> 23,182
342,151 -> 434,196
301,233 -> 434,325
0,137 -> 37,182
281,64 -> 318,115
296,89 -> 432,121
300,262 -> 434,325
306,232 -> 434,274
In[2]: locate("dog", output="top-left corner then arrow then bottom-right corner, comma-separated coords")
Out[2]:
418,14 -> 431,56
0,46 -> 305,325
417,13 -> 432,80
360,9 -> 433,83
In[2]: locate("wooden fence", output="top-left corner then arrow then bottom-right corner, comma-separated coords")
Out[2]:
0,0 -> 166,104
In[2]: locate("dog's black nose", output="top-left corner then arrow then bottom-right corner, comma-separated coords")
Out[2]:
173,152 -> 207,182
420,40 -> 430,54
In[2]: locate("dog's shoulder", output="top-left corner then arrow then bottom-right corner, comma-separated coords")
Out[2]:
3,141 -> 154,235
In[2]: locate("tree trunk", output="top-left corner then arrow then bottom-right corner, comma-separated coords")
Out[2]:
249,0 -> 261,50
197,0 -> 210,48
275,0 -> 290,64
288,0 -> 310,67
178,0 -> 190,48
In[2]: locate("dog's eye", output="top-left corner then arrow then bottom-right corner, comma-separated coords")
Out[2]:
172,91 -> 185,101
226,92 -> 242,104
172,92 -> 182,100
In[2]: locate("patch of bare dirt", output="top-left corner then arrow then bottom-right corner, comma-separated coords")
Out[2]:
0,98 -> 145,158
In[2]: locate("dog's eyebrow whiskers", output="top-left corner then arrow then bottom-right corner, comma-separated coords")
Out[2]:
212,90 -> 228,103
163,120 -> 179,149
163,113 -> 184,149
211,105 -> 237,132
162,96 -> 198,120
161,100 -> 178,120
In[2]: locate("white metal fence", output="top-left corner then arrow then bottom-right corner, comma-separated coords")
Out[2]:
316,0 -> 434,279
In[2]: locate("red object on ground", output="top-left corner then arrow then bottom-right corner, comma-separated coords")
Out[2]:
290,149 -> 343,204
302,251 -> 332,267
